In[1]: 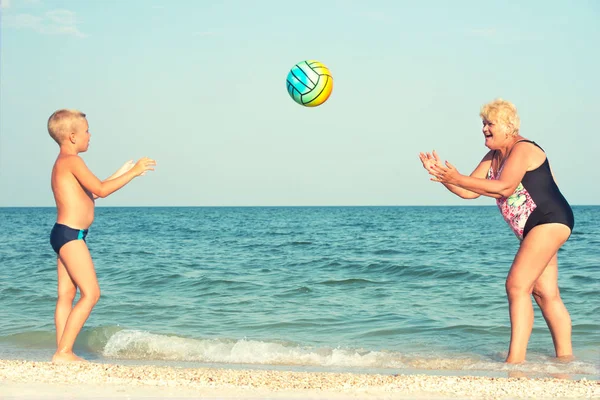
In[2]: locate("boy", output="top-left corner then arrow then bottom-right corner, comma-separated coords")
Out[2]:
48,109 -> 156,362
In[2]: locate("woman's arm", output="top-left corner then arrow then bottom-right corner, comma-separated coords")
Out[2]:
430,142 -> 531,198
420,150 -> 497,199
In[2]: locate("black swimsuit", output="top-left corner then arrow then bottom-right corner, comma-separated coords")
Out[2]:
487,140 -> 574,239
50,223 -> 88,254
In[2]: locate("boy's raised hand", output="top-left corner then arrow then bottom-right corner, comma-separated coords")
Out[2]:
132,157 -> 157,177
115,160 -> 135,177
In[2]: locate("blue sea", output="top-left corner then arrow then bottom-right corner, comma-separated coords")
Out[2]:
0,206 -> 598,379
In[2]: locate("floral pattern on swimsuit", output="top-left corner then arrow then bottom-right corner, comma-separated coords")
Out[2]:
487,166 -> 537,240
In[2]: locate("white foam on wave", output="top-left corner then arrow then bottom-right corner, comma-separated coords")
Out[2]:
102,330 -> 599,376
102,330 -> 406,368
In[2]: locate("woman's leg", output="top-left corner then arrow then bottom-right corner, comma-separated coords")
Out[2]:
532,252 -> 573,359
504,223 -> 571,364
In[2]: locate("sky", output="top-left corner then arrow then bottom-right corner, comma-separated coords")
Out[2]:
1,0 -> 599,207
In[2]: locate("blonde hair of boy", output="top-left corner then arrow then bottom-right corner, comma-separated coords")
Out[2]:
48,109 -> 87,145
479,99 -> 520,137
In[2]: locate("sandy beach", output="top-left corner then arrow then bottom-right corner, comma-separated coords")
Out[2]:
1,360 -> 598,399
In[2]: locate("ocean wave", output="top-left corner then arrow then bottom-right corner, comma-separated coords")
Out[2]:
1,327 -> 598,377
99,329 -> 599,376
0,326 -> 122,352
317,278 -> 384,286
371,249 -> 403,255
361,263 -> 487,282
273,286 -> 312,297
102,329 -> 407,369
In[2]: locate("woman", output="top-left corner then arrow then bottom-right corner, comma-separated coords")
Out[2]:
419,99 -> 574,364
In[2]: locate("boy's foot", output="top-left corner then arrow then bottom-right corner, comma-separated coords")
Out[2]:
52,351 -> 87,363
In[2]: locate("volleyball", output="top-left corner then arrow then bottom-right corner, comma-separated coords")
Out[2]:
286,60 -> 333,107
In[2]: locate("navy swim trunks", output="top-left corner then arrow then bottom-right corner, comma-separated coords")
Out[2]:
50,223 -> 88,254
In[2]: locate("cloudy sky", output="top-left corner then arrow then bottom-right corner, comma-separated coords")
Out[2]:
1,0 -> 598,206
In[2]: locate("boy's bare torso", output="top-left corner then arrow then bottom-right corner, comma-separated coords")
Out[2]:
51,154 -> 95,229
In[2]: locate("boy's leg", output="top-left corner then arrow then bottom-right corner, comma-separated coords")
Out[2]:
532,253 -> 573,359
55,257 -> 77,346
52,240 -> 100,363
504,223 -> 571,364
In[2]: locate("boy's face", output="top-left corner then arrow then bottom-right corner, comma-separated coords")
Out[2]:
73,118 -> 91,152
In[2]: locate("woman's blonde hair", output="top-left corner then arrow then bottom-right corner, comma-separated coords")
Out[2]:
47,109 -> 86,144
479,99 -> 520,136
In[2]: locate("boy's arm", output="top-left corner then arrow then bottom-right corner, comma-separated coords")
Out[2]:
92,160 -> 135,199
104,160 -> 135,181
70,156 -> 155,199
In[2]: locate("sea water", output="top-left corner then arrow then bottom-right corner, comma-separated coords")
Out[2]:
0,206 -> 598,379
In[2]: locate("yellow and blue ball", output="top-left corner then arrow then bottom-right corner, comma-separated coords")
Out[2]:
286,60 -> 333,107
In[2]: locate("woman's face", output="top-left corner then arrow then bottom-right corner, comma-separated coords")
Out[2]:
482,118 -> 510,149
